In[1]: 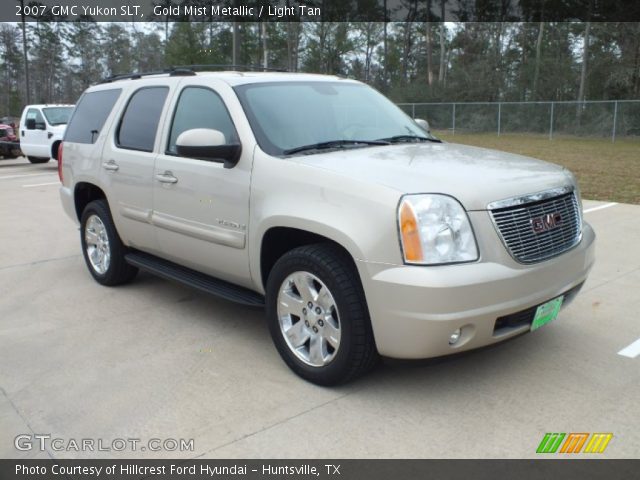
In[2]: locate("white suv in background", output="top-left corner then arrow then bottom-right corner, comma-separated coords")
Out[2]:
19,104 -> 74,163
58,68 -> 595,385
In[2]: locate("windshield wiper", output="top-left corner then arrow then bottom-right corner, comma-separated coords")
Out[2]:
283,139 -> 390,156
378,135 -> 441,144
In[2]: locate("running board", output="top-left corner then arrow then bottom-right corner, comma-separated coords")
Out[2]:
125,251 -> 265,307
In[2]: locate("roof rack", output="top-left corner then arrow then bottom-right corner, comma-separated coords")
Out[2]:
100,64 -> 288,83
172,64 -> 289,73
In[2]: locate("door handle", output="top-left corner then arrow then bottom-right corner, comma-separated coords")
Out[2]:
156,171 -> 178,184
102,160 -> 119,172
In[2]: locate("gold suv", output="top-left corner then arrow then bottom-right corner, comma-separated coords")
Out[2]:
59,68 -> 595,385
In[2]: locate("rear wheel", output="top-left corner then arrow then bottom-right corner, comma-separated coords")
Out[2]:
28,156 -> 49,164
51,141 -> 61,161
80,200 -> 138,286
266,244 -> 378,385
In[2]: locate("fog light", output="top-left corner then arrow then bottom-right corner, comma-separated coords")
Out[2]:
449,328 -> 462,345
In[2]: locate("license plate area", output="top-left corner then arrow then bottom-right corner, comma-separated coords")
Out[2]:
531,296 -> 564,331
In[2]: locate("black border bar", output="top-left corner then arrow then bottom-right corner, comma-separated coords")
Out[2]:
2,459 -> 638,480
3,0 -> 640,23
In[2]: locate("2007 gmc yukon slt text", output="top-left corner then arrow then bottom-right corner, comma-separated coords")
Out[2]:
59,70 -> 595,385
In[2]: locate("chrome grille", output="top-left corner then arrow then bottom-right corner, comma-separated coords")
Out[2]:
490,191 -> 582,264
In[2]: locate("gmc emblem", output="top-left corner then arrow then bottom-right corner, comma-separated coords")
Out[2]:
531,213 -> 562,233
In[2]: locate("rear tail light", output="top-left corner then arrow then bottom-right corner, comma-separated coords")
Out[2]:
57,142 -> 64,183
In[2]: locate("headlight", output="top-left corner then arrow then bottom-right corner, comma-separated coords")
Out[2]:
398,194 -> 479,265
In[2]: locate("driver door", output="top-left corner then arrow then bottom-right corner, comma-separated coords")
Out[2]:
151,81 -> 253,288
22,108 -> 49,157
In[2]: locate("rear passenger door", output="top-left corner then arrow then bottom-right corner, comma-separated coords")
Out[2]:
101,84 -> 171,255
152,80 -> 252,287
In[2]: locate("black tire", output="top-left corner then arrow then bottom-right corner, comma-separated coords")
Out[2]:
80,199 -> 138,286
51,141 -> 61,161
266,244 -> 378,385
28,156 -> 50,164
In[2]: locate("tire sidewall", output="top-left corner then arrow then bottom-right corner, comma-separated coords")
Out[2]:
80,201 -> 116,283
28,156 -> 50,164
266,251 -> 360,385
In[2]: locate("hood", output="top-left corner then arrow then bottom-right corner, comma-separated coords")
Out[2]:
49,124 -> 68,135
293,142 -> 573,211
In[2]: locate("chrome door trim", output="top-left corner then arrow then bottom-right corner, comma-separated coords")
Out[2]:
151,212 -> 245,249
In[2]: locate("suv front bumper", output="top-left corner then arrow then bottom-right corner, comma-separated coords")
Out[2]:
358,222 -> 595,359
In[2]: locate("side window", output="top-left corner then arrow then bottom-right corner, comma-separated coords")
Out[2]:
117,87 -> 169,152
167,87 -> 238,155
65,89 -> 122,144
26,108 -> 45,128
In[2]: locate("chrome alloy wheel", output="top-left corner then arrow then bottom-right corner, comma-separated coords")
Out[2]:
277,271 -> 341,367
84,214 -> 111,275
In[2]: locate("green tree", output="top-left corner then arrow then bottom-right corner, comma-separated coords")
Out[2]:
165,22 -> 208,66
132,30 -> 165,72
301,22 -> 354,75
0,23 -> 24,116
65,19 -> 104,90
103,24 -> 133,77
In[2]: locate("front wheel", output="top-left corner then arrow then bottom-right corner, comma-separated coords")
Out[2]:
266,244 -> 378,385
80,200 -> 138,286
28,156 -> 50,164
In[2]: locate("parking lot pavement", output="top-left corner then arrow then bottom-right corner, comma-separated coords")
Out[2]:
0,156 -> 638,459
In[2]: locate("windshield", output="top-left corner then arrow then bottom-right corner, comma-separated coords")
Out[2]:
234,81 -> 437,156
42,107 -> 74,126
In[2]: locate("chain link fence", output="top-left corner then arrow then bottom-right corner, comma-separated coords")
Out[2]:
398,100 -> 640,141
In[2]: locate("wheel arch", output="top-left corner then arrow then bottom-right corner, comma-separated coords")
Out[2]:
258,223 -> 364,293
74,182 -> 108,221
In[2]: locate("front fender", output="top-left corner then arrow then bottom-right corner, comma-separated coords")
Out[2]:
248,151 -> 403,292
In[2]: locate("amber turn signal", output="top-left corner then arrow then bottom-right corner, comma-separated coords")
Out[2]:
399,201 -> 424,262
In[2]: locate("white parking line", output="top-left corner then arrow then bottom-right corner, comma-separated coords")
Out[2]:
0,173 -> 57,181
22,182 -> 60,188
584,202 -> 618,214
618,338 -> 640,358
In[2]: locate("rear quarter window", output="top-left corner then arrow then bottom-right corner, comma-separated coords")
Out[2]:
65,89 -> 122,144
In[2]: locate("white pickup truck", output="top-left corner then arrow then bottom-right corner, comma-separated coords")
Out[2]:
19,104 -> 74,163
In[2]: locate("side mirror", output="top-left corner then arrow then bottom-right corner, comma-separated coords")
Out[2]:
414,118 -> 430,133
176,128 -> 241,169
25,118 -> 36,130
